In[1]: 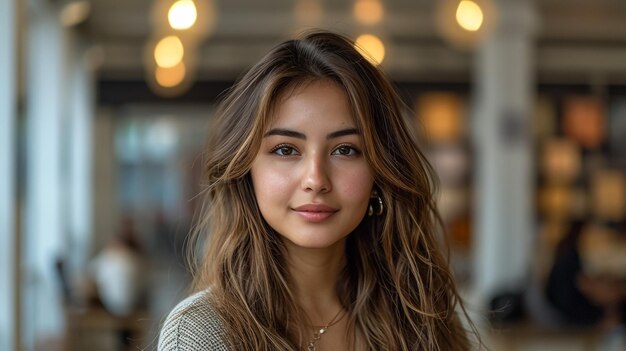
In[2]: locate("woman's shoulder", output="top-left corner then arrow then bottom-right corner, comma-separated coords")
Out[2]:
158,289 -> 229,351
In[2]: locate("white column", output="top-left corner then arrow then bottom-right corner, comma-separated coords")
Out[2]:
67,39 -> 95,286
24,3 -> 68,347
472,0 -> 537,306
0,0 -> 18,349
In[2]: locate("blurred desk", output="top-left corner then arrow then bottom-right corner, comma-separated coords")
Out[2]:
65,307 -> 149,351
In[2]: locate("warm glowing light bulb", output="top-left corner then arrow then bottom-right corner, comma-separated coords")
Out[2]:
168,0 -> 198,30
353,0 -> 384,25
355,34 -> 385,65
156,62 -> 186,87
154,36 -> 184,68
456,0 -> 483,32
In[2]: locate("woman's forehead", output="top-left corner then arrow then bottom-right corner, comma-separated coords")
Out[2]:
265,80 -> 359,128
268,81 -> 355,129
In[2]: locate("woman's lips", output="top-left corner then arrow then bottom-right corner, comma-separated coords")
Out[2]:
293,204 -> 338,222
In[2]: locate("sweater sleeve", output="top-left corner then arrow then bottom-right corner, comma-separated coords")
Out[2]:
158,290 -> 230,351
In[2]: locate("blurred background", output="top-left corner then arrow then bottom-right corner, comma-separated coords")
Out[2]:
1,0 -> 626,350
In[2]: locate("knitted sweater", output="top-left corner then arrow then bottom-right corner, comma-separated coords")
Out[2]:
158,290 -> 230,350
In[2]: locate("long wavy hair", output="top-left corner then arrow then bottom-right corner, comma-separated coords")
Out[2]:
191,30 -> 474,350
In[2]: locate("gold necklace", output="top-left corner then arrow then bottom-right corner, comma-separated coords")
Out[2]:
306,309 -> 346,351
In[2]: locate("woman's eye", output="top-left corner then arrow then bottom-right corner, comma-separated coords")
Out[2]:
332,145 -> 359,156
272,145 -> 299,156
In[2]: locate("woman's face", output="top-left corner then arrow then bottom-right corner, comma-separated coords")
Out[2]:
250,80 -> 374,250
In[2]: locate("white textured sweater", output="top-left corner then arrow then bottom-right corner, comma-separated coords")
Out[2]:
158,290 -> 230,350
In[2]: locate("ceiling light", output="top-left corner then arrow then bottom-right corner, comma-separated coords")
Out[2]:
168,0 -> 197,30
354,34 -> 385,65
155,62 -> 186,88
154,35 -> 184,68
455,0 -> 483,32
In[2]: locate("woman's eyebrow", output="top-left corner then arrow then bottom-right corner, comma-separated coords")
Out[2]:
264,128 -> 306,139
326,128 -> 358,139
263,128 -> 358,140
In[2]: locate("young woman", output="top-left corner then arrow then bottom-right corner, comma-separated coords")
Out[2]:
159,30 -> 474,350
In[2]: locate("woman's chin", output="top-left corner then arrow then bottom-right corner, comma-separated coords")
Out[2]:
281,235 -> 346,251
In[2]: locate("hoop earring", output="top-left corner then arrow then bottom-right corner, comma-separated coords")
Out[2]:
368,189 -> 384,216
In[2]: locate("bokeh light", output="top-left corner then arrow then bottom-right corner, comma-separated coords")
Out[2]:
353,0 -> 384,25
59,0 -> 91,27
354,34 -> 385,65
168,0 -> 198,30
456,0 -> 483,32
155,61 -> 186,88
154,35 -> 184,68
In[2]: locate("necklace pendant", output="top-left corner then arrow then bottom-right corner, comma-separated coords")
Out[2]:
306,308 -> 345,351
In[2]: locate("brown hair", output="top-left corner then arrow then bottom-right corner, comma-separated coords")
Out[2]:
191,30 -> 475,350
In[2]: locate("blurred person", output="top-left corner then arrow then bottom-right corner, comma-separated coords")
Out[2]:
90,216 -> 147,316
87,216 -> 148,350
158,30 -> 477,351
546,220 -> 626,329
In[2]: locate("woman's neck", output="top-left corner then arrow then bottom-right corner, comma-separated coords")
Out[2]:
283,238 -> 347,324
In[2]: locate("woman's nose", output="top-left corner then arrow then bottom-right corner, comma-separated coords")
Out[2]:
301,154 -> 331,193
